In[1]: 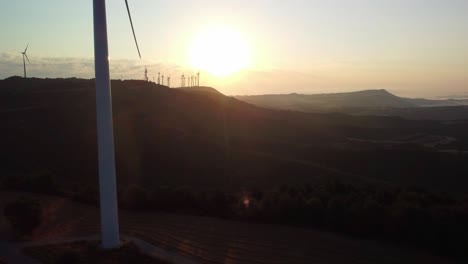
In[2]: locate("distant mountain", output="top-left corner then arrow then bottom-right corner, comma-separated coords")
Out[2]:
236,90 -> 416,110
406,97 -> 468,107
235,89 -> 468,114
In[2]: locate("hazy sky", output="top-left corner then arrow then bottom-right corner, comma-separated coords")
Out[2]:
1,0 -> 467,97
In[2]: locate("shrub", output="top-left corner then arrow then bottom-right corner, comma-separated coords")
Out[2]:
4,197 -> 42,237
209,190 -> 229,217
28,173 -> 59,195
305,197 -> 324,226
56,251 -> 80,264
72,185 -> 99,205
150,186 -> 172,211
120,185 -> 150,210
1,172 -> 59,195
325,195 -> 348,231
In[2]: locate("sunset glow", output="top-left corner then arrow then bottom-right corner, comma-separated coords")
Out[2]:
0,1 -> 467,97
189,27 -> 250,77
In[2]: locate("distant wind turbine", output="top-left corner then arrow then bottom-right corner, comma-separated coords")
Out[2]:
93,0 -> 141,249
21,44 -> 30,78
144,66 -> 148,82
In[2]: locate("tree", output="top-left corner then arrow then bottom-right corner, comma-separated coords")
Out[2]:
121,185 -> 149,210
4,197 -> 42,237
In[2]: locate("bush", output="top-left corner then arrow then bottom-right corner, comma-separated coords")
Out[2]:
1,172 -> 59,195
209,190 -> 230,217
120,185 -> 150,210
305,197 -> 324,226
28,173 -> 59,195
4,197 -> 42,237
72,185 -> 99,205
56,251 -> 80,264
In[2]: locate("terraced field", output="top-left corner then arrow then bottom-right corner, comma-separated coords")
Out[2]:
0,192 -> 459,264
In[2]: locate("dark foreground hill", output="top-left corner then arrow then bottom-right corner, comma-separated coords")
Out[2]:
235,90 -> 468,120
0,191 -> 458,264
1,77 -> 468,194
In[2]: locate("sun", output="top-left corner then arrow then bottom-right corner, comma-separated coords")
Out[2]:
189,27 -> 251,77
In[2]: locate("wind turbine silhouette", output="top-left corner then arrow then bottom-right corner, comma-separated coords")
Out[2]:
21,44 -> 30,78
93,0 -> 141,249
144,66 -> 148,82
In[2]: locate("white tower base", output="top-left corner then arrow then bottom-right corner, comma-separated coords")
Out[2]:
93,0 -> 120,249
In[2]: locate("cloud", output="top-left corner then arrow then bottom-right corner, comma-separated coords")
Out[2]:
0,52 -> 183,80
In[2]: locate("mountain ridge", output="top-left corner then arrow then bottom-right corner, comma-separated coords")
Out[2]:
234,89 -> 468,120
235,89 -> 468,110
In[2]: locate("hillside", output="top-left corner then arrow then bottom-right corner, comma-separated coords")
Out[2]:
1,77 -> 468,194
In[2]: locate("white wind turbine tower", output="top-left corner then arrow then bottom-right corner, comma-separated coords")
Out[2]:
21,44 -> 30,78
93,0 -> 141,249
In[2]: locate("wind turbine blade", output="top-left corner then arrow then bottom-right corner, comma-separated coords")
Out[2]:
24,43 -> 29,53
25,53 -> 30,63
124,0 -> 141,59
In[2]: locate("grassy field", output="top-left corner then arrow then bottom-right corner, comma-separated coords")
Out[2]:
0,191 -> 460,264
